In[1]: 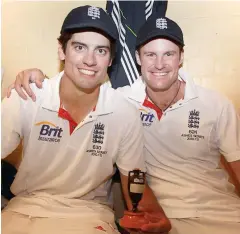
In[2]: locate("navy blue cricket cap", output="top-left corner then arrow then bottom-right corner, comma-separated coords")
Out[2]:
61,5 -> 118,41
136,16 -> 184,49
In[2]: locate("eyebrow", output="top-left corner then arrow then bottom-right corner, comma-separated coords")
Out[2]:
142,50 -> 177,55
71,41 -> 110,50
165,50 -> 177,53
143,51 -> 155,54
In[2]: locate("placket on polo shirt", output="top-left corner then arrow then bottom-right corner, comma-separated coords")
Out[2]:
58,104 -> 97,135
41,72 -> 113,136
70,83 -> 115,133
58,102 -> 112,135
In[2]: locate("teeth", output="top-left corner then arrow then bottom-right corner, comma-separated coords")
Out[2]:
79,69 -> 95,76
152,72 -> 168,76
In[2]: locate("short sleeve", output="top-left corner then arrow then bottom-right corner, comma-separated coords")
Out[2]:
1,91 -> 22,158
116,107 -> 146,176
217,100 -> 240,162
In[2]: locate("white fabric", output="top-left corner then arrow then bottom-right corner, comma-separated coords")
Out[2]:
1,72 -> 145,222
2,211 -> 120,234
117,68 -> 240,222
169,217 -> 240,234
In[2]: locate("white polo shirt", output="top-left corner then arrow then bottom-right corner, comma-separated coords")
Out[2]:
118,69 -> 240,222
1,72 -> 145,221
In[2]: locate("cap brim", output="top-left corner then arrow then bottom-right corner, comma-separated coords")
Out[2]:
136,30 -> 184,48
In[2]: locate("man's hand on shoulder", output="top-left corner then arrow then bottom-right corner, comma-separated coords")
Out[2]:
7,68 -> 46,102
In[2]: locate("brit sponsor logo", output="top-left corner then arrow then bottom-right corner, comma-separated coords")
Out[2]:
140,109 -> 154,127
35,121 -> 63,143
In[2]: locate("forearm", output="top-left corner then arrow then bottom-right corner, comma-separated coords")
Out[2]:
139,183 -> 166,214
229,160 -> 240,182
228,160 -> 240,196
120,172 -> 165,214
120,173 -> 133,210
120,172 -> 171,232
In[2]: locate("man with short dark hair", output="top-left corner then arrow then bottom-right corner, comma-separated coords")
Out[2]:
2,6 -> 170,234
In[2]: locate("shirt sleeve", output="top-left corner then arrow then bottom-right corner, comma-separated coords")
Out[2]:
1,91 -> 23,159
217,100 -> 240,162
116,106 -> 146,176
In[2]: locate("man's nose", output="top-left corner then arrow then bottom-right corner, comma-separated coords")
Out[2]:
155,56 -> 165,70
82,51 -> 97,66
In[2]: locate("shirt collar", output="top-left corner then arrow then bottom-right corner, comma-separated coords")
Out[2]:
127,68 -> 198,103
92,82 -> 114,116
178,68 -> 198,101
42,71 -> 113,115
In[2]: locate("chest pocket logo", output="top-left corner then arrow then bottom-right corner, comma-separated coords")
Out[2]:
92,122 -> 105,144
35,121 -> 63,143
188,109 -> 200,129
140,109 -> 154,127
86,122 -> 107,157
181,109 -> 204,141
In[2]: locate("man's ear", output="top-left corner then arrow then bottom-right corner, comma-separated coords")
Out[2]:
179,51 -> 184,66
58,43 -> 65,61
135,50 -> 141,66
108,58 -> 113,67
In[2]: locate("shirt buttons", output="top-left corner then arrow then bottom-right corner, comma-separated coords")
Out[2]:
89,116 -> 92,118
